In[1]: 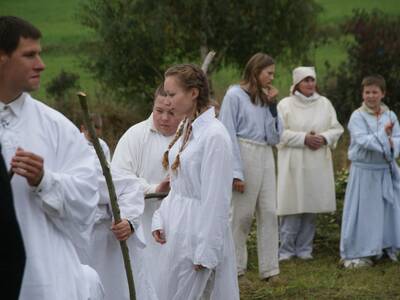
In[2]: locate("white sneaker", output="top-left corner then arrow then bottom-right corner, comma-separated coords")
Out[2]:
279,254 -> 294,262
297,254 -> 313,260
386,251 -> 399,262
343,258 -> 373,269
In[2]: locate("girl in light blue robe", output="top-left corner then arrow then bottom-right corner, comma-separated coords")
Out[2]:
340,76 -> 400,268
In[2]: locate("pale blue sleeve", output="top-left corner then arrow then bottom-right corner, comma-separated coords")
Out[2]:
218,92 -> 244,181
265,109 -> 283,145
389,111 -> 400,158
348,111 -> 392,158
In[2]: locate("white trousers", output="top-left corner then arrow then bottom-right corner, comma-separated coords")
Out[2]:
231,139 -> 279,279
279,213 -> 316,259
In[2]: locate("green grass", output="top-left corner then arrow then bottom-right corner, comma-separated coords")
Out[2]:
316,0 -> 400,24
240,257 -> 400,299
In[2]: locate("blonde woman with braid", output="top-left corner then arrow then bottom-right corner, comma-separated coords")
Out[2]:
151,64 -> 239,300
219,53 -> 282,280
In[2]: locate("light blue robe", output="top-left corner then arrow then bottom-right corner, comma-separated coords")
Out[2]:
340,105 -> 400,259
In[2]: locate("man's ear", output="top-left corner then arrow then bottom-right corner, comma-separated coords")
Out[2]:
0,51 -> 10,66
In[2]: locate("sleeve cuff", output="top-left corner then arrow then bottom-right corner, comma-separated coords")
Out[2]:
146,183 -> 159,194
320,133 -> 331,147
151,210 -> 163,232
31,170 -> 64,216
233,171 -> 244,181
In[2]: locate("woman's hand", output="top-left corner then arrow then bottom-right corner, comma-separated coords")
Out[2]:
152,229 -> 166,244
385,121 -> 394,136
156,175 -> 170,193
194,264 -> 207,271
266,85 -> 279,100
233,178 -> 245,193
304,132 -> 325,150
263,85 -> 279,104
111,219 -> 133,241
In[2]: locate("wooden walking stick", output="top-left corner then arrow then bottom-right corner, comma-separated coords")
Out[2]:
77,92 -> 136,300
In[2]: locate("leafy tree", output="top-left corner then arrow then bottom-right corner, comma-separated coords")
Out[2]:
322,10 -> 400,124
80,0 -> 322,103
46,70 -> 80,100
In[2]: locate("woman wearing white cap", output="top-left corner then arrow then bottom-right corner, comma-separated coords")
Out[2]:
219,53 -> 282,280
277,66 -> 343,260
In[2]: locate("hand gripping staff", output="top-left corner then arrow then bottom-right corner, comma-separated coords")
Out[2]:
77,92 -> 136,300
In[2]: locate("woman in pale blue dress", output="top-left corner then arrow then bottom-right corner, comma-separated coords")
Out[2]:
340,75 -> 400,268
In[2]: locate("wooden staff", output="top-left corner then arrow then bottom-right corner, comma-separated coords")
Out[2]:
77,92 -> 136,300
144,192 -> 168,200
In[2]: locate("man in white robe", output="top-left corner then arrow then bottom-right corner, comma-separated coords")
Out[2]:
0,16 -> 103,299
112,86 -> 182,287
81,135 -> 159,299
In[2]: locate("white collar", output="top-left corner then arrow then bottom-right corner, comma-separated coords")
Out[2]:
191,107 -> 215,138
0,93 -> 26,117
294,91 -> 320,103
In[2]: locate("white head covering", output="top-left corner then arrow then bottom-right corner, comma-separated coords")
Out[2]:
290,66 -> 316,95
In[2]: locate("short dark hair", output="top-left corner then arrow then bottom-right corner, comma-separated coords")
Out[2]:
0,16 -> 42,55
361,75 -> 386,93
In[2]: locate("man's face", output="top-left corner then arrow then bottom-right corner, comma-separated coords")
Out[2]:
363,84 -> 385,112
152,95 -> 182,136
0,37 -> 45,101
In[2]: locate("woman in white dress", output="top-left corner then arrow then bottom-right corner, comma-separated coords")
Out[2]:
277,66 -> 343,260
151,64 -> 239,300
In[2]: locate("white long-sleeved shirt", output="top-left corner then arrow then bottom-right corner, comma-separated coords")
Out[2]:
0,93 -> 99,300
112,115 -> 172,194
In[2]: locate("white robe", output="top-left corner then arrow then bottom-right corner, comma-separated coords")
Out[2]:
0,93 -> 100,300
85,167 -> 158,300
152,107 -> 239,300
111,115 -> 173,286
277,94 -> 344,215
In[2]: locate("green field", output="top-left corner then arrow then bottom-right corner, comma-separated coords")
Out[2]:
2,1 -> 400,299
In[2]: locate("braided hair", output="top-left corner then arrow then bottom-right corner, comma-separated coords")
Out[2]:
162,64 -> 210,171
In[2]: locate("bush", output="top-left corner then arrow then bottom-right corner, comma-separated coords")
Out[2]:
51,91 -> 147,150
322,9 -> 400,125
46,70 -> 80,100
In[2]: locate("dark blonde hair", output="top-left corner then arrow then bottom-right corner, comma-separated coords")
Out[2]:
361,75 -> 386,93
154,83 -> 167,99
162,64 -> 210,171
241,53 -> 275,106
